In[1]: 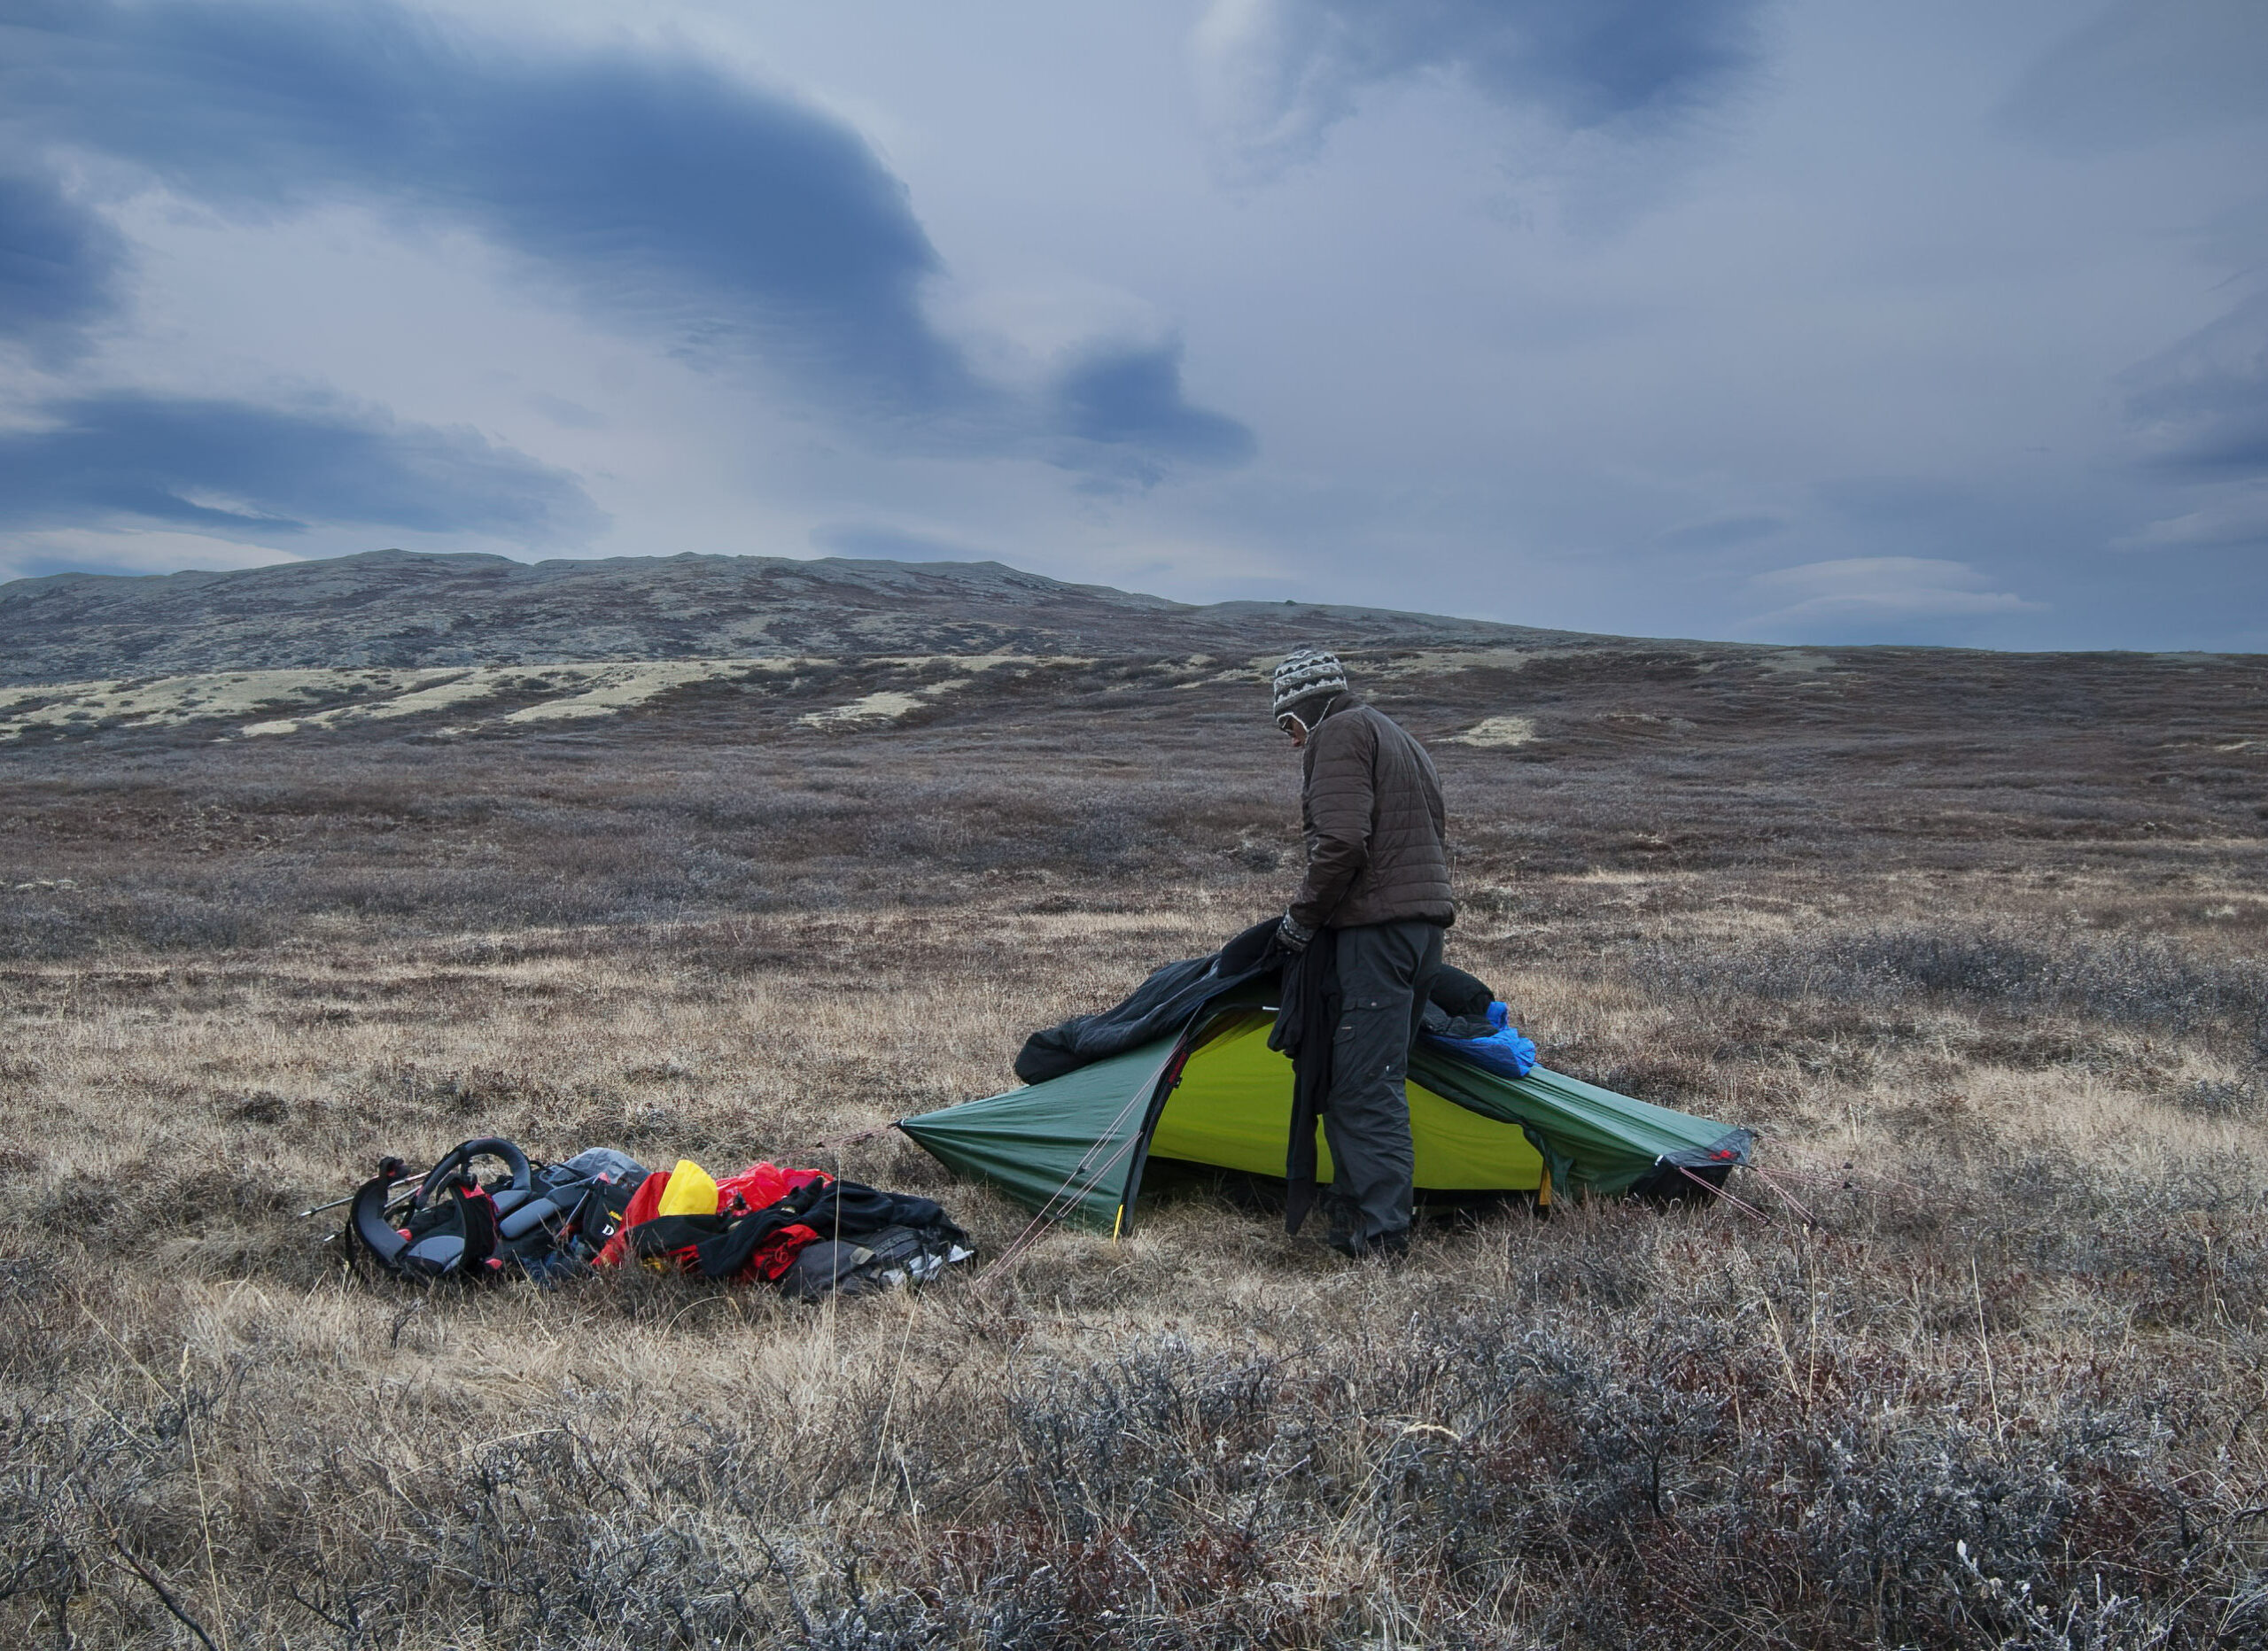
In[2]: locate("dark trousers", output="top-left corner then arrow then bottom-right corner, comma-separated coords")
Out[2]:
1323,919 -> 1444,1242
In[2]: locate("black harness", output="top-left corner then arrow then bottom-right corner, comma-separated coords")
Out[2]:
347,1138 -> 642,1283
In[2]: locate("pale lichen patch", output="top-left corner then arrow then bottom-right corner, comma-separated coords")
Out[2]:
797,667 -> 994,731
0,668 -> 454,741
500,661 -> 769,724
800,690 -> 928,730
1445,715 -> 1538,748
4,653 -> 1039,741
1370,647 -> 1575,679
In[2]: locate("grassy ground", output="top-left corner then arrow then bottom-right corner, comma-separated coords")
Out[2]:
2,642 -> 2264,1647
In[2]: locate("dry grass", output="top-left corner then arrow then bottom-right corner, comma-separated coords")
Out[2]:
1,642 -> 2265,1647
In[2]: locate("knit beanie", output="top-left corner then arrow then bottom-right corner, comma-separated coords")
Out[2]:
1270,647 -> 1349,721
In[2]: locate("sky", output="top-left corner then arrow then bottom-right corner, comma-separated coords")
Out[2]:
2,0 -> 2264,649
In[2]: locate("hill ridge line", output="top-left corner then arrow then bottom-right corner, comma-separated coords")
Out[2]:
0,547 -> 1582,686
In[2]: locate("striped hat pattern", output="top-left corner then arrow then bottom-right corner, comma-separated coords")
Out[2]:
1270,647 -> 1348,719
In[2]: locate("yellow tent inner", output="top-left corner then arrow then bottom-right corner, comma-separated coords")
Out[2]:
1146,1012 -> 1543,1190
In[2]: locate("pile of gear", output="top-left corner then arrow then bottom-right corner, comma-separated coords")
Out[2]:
343,1136 -> 974,1301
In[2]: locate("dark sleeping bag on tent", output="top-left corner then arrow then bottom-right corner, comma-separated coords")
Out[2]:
1015,916 -> 1285,1083
1016,929 -> 1525,1086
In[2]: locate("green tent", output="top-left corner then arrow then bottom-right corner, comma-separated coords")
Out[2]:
899,998 -> 1751,1235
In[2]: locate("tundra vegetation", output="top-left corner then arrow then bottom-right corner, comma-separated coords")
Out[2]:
0,639 -> 2264,1648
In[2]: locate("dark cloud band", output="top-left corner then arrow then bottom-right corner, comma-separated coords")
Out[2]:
2123,291 -> 2268,480
4,0 -> 964,411
1202,0 -> 1767,174
2,0 -> 1252,481
1052,339 -> 1259,487
0,393 -> 608,546
0,170 -> 128,363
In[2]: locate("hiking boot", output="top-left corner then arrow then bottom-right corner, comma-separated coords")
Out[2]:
1325,1226 -> 1411,1260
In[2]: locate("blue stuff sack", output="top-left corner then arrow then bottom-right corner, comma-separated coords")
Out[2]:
1427,1000 -> 1538,1078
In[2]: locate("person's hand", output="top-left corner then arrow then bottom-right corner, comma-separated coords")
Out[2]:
1276,914 -> 1315,954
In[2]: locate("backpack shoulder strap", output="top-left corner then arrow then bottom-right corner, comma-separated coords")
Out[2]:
348,1156 -> 411,1272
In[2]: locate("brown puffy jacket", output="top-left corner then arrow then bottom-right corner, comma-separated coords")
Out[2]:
1288,696 -> 1455,931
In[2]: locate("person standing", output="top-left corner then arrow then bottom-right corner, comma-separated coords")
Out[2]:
1270,647 -> 1455,1257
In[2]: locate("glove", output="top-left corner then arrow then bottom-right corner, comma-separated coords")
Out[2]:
1275,914 -> 1316,954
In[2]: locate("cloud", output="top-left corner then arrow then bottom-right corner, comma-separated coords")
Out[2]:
0,526 -> 298,585
2118,481 -> 2268,551
809,523 -> 991,562
0,169 -> 128,363
0,391 -> 606,546
2006,0 -> 2268,149
1049,339 -> 1258,487
1,0 -> 1254,483
1655,512 -> 1783,551
1193,0 -> 1766,179
2121,289 -> 2268,479
4,0 -> 973,415
1740,556 -> 2041,639
527,392 -> 605,431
